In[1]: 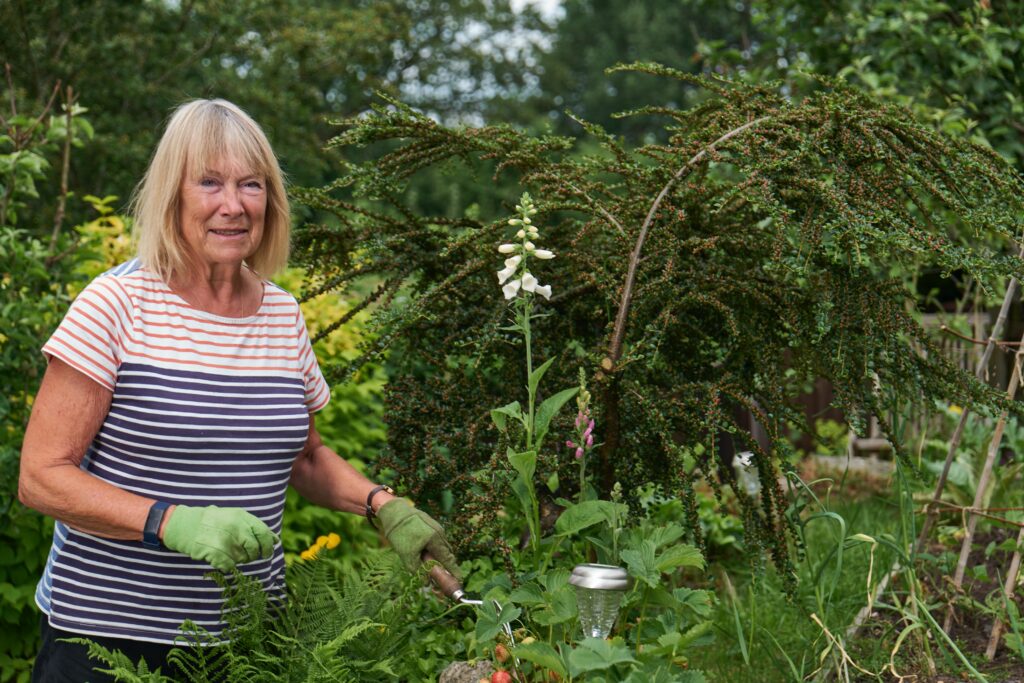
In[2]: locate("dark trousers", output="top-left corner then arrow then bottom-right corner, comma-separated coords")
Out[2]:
31,616 -> 184,683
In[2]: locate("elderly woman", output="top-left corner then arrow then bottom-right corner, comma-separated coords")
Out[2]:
19,99 -> 458,682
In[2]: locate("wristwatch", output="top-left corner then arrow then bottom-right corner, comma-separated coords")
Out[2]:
365,485 -> 395,521
143,501 -> 172,549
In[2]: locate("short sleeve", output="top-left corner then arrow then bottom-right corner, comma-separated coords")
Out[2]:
42,277 -> 133,391
295,308 -> 331,413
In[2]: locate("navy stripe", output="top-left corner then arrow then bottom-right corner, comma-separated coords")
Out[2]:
92,442 -> 296,470
119,362 -> 305,386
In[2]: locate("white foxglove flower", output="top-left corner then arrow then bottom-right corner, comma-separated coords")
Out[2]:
521,272 -> 538,292
498,243 -> 517,254
504,255 -> 522,268
524,241 -> 536,251
523,217 -> 532,224
533,249 -> 555,260
502,279 -> 521,299
516,229 -> 526,239
533,284 -> 552,300
497,263 -> 517,284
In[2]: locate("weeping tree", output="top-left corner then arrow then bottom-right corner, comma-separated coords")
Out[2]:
292,64 -> 1024,570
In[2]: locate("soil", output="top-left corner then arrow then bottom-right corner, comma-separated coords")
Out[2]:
799,456 -> 1024,681
851,520 -> 1024,681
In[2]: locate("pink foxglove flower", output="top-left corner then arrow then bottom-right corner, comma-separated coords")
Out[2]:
575,447 -> 585,459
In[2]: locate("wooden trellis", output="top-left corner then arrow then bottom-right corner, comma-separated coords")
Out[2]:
914,244 -> 1024,660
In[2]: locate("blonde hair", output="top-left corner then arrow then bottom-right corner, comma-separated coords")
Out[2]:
131,99 -> 290,281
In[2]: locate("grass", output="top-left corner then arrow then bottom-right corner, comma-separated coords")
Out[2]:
692,487 -> 904,682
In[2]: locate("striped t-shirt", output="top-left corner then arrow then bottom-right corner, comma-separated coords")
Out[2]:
35,259 -> 330,644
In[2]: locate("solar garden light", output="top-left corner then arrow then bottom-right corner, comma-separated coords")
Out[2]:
569,563 -> 633,639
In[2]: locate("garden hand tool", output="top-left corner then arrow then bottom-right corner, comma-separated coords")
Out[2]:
423,551 -> 517,649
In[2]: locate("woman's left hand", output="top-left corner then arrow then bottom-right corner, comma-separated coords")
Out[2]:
374,498 -> 460,579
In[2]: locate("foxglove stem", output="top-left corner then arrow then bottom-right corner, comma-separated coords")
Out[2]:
521,297 -> 535,450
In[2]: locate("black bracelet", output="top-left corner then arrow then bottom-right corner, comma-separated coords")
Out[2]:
365,484 -> 395,520
143,501 -> 171,549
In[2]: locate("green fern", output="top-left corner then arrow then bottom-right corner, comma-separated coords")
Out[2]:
76,549 -> 441,682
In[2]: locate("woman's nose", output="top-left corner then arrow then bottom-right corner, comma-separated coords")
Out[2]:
220,186 -> 244,216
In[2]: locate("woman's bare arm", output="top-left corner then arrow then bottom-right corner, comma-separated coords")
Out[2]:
289,414 -> 395,517
19,358 -> 160,540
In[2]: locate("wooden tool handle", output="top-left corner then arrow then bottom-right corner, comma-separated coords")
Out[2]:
422,551 -> 463,599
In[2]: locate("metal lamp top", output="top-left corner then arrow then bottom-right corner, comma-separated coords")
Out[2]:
569,563 -> 633,591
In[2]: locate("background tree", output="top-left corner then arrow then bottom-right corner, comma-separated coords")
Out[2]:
294,67 -> 1024,575
0,0 -> 545,221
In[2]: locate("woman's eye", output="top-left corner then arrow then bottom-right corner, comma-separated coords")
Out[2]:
244,180 -> 263,190
199,178 -> 218,188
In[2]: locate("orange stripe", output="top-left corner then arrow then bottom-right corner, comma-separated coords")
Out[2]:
131,305 -> 296,329
127,348 -> 300,373
129,319 -> 299,340
119,329 -> 300,361
66,314 -> 126,357
58,325 -> 117,368
132,330 -> 298,350
44,350 -> 115,391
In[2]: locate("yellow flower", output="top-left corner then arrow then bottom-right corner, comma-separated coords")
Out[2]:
326,533 -> 341,549
300,548 -> 319,561
315,535 -> 329,548
949,405 -> 963,415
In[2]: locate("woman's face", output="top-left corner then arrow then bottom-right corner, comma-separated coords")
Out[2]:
179,156 -> 266,274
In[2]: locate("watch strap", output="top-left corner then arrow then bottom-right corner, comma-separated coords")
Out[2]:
143,501 -> 172,549
365,485 -> 395,520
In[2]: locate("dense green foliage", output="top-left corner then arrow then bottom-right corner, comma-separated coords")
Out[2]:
294,65 -> 1024,579
73,483 -> 716,682
0,93 -> 88,682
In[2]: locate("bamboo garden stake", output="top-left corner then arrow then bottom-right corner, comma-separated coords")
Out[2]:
986,522 -> 1024,660
915,245 -> 1023,555
944,336 -> 1024,633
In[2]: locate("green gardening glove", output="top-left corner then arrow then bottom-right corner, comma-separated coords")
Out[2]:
375,498 -> 461,579
162,505 -> 279,572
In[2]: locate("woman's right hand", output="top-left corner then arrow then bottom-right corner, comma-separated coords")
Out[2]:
161,505 -> 278,572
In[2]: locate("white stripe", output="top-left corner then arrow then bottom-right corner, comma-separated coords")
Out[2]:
111,404 -> 310,421
54,576 -> 223,602
118,369 -> 301,389
89,459 -> 292,490
79,480 -> 289,505
54,603 -> 224,627
55,561 -> 233,593
58,542 -> 275,581
111,393 -> 301,409
99,430 -> 302,453
52,586 -> 223,615
93,444 -> 297,466
102,422 -> 304,444
108,411 -> 307,433
91,452 -> 293,478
